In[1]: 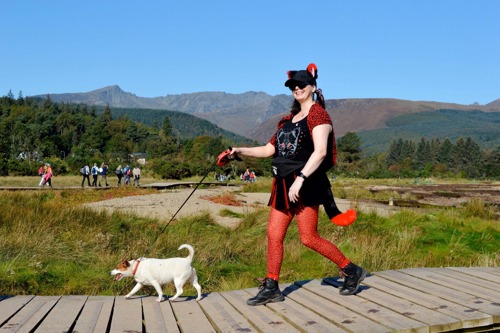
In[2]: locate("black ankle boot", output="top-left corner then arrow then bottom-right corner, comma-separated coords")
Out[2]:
339,263 -> 367,296
247,277 -> 285,306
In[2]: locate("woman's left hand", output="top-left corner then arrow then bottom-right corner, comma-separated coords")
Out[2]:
288,177 -> 304,203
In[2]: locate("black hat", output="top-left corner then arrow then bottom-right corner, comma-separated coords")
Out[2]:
284,63 -> 318,88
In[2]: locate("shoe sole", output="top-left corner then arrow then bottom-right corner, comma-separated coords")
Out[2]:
339,268 -> 367,296
246,295 -> 285,306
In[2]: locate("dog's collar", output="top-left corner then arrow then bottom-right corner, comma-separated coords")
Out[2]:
132,259 -> 141,276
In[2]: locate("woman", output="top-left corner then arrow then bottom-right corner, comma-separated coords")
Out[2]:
230,63 -> 366,306
98,162 -> 109,187
115,165 -> 123,186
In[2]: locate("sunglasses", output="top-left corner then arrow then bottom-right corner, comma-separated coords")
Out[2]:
289,81 -> 312,91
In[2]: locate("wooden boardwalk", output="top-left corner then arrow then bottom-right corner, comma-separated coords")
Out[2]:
1,267 -> 499,333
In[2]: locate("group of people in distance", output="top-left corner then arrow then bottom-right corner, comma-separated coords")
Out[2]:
81,163 -> 141,187
81,162 -> 109,187
115,164 -> 141,187
241,168 -> 256,182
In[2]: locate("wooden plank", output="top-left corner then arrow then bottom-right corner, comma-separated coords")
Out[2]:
445,267 -> 500,286
221,289 -> 300,332
363,274 -> 493,329
266,283 -> 348,333
170,297 -> 215,333
376,270 -> 500,323
0,296 -> 34,327
198,292 -> 257,333
110,296 -> 143,333
336,278 -> 464,332
475,267 -> 500,277
35,295 -> 87,333
0,296 -> 58,333
159,300 -> 181,333
142,296 -> 181,333
400,268 -> 500,303
425,267 -> 500,292
72,296 -> 114,333
285,282 -> 392,333
297,278 -> 429,333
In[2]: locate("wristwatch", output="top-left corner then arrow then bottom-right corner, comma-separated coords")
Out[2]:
298,172 -> 307,180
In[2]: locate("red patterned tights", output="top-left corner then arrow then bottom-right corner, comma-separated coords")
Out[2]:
266,205 -> 350,281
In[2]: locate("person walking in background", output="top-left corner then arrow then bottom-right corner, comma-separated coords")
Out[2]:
229,63 -> 366,306
132,165 -> 141,186
115,164 -> 124,186
123,164 -> 131,185
81,164 -> 91,187
91,163 -> 99,187
43,163 -> 53,187
38,163 -> 45,186
243,168 -> 250,182
98,162 -> 109,187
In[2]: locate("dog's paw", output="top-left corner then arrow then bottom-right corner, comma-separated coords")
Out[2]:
124,295 -> 131,299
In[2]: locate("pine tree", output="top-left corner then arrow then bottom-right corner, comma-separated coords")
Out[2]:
337,132 -> 362,163
438,138 -> 454,168
162,115 -> 173,137
483,146 -> 500,178
101,104 -> 112,123
386,139 -> 403,166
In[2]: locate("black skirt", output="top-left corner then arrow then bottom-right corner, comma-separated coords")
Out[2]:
268,171 -> 330,210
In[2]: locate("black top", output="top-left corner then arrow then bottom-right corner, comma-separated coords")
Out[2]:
269,117 -> 330,210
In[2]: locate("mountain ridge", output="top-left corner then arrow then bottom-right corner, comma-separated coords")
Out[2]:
39,85 -> 500,144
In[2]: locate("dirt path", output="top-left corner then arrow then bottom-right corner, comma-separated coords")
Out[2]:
85,186 -> 271,228
84,182 -> 500,228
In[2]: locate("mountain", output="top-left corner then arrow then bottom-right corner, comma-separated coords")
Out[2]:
41,86 -> 292,137
358,109 -> 500,154
248,98 -> 500,143
39,86 -> 500,148
487,99 -> 500,107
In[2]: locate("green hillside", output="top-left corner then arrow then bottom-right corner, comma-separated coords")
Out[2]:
106,107 -> 255,145
358,109 -> 500,155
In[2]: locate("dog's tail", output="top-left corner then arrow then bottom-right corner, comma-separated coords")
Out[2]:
178,244 -> 195,261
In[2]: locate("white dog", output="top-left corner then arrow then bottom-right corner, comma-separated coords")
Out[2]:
110,244 -> 202,302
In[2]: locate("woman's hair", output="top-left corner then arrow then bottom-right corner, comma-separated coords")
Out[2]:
290,87 -> 326,115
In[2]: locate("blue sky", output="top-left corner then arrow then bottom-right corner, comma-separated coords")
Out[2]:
1,1 -> 498,105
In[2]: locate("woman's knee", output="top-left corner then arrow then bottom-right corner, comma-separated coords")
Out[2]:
300,234 -> 319,249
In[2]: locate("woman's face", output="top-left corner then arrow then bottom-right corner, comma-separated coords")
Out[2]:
292,84 -> 315,104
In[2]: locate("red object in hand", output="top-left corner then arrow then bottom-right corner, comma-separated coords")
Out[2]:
217,148 -> 241,167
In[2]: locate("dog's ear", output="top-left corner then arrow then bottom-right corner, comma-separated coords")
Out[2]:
121,259 -> 130,267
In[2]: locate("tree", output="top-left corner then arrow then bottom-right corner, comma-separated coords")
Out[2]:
337,132 -> 361,163
438,138 -> 454,168
414,138 -> 432,170
386,139 -> 403,166
162,115 -> 173,137
452,137 -> 483,178
483,146 -> 500,178
101,104 -> 112,124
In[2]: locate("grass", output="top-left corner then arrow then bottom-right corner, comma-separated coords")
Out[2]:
0,177 -> 498,298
